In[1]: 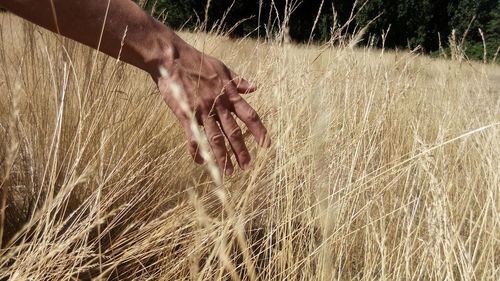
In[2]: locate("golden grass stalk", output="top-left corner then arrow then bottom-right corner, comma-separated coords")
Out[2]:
0,13 -> 499,280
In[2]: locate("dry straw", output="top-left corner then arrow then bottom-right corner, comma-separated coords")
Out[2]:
0,5 -> 499,280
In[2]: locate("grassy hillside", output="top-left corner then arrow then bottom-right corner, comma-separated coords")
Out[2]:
1,13 -> 499,280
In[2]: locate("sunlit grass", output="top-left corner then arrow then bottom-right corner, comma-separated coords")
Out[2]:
1,13 -> 499,280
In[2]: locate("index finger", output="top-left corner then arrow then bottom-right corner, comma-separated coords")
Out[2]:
230,70 -> 257,94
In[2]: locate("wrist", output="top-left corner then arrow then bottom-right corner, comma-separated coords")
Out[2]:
146,23 -> 198,80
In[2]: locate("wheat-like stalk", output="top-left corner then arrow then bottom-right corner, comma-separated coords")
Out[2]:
0,12 -> 499,281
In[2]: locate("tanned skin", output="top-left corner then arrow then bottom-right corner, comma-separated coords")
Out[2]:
0,0 -> 270,175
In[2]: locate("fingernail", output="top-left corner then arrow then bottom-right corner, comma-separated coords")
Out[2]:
225,166 -> 234,175
260,135 -> 271,148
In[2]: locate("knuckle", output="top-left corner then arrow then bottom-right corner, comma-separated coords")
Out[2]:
200,97 -> 215,109
229,128 -> 243,140
246,109 -> 260,122
199,102 -> 212,115
229,93 -> 242,103
210,134 -> 225,146
218,109 -> 231,119
188,139 -> 198,150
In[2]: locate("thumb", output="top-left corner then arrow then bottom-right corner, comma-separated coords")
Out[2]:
231,71 -> 257,94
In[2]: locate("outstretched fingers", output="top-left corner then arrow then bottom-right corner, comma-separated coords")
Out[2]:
202,114 -> 234,175
233,98 -> 270,148
216,105 -> 252,170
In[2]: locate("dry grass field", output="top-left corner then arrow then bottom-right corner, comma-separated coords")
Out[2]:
0,13 -> 499,280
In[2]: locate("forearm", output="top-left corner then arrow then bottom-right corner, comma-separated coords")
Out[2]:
0,0 -> 188,76
1,0 -> 268,173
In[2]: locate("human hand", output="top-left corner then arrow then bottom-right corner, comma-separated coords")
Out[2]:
152,42 -> 270,175
0,0 -> 269,176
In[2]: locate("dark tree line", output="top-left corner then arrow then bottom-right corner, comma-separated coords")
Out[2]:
1,1 -> 497,61
136,0 -> 498,62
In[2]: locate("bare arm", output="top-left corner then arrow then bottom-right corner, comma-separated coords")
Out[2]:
0,0 -> 176,75
0,0 -> 269,175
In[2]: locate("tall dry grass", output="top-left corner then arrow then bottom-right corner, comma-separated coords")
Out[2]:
1,13 -> 499,280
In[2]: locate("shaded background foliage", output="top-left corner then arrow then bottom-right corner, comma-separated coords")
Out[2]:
0,1 -> 497,61
136,0 -> 499,62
